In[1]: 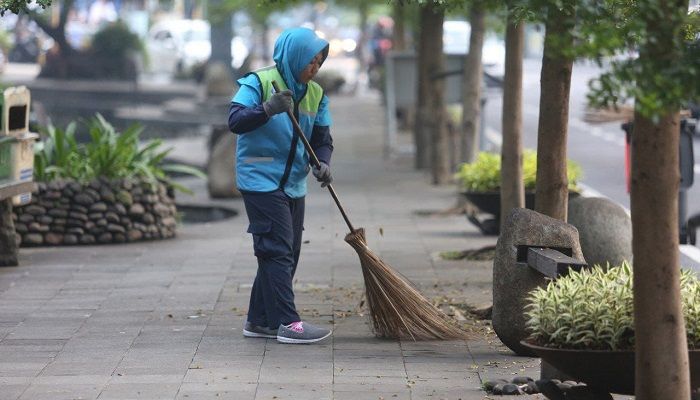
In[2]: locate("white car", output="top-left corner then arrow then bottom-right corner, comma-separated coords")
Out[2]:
146,19 -> 209,75
443,20 -> 505,79
145,19 -> 250,76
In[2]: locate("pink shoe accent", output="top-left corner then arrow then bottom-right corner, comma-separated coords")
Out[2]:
288,321 -> 304,333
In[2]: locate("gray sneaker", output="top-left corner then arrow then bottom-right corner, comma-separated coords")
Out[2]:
243,321 -> 277,339
276,321 -> 332,344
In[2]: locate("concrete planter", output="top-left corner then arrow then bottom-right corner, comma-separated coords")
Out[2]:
12,178 -> 178,246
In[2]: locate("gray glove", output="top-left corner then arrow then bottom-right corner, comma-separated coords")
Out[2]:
263,89 -> 293,116
312,162 -> 332,188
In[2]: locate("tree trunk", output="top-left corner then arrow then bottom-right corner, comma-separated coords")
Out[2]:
499,15 -> 525,230
209,0 -> 232,75
633,2 -> 690,398
0,199 -> 18,267
460,1 -> 485,165
632,111 -> 689,399
357,2 -> 369,74
419,4 -> 448,184
534,1 -> 575,221
260,20 -> 271,64
392,2 -> 406,52
414,3 -> 432,169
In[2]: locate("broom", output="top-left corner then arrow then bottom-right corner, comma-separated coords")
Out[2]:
272,81 -> 467,340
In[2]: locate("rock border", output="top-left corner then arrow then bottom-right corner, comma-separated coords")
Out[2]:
13,178 -> 177,246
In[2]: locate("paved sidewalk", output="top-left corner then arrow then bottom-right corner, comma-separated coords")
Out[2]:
0,92 -> 545,400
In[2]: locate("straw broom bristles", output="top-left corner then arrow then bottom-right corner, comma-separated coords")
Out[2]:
344,228 -> 470,340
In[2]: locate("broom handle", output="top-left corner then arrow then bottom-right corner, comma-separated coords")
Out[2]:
271,80 -> 355,233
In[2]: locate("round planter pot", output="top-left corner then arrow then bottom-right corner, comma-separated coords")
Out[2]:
521,341 -> 700,395
13,178 -> 178,246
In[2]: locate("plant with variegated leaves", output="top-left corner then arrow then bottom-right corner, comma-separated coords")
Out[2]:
525,262 -> 700,350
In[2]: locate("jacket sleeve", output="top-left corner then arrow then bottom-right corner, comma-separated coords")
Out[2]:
228,102 -> 269,134
228,74 -> 269,134
309,125 -> 333,165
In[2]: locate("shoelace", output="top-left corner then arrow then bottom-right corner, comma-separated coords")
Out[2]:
288,321 -> 304,333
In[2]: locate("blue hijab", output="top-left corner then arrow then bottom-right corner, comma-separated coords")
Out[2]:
273,28 -> 329,101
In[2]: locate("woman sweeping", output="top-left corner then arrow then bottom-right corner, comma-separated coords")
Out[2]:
228,27 -> 334,344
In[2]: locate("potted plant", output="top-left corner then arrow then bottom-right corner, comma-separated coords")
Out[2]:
13,114 -> 205,246
521,262 -> 700,395
455,150 -> 582,234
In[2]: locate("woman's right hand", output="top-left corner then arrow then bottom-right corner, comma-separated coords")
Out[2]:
263,89 -> 293,116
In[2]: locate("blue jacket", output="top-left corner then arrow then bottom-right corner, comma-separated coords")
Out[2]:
229,28 -> 333,198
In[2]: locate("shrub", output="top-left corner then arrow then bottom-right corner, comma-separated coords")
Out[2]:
91,21 -> 146,79
455,150 -> 582,192
525,262 -> 700,350
34,114 -> 205,193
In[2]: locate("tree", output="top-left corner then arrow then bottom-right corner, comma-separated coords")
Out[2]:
577,1 -> 699,397
532,0 -> 575,222
499,3 -> 524,230
459,1 -> 485,165
0,0 -> 51,16
413,1 -> 450,184
528,1 -> 700,394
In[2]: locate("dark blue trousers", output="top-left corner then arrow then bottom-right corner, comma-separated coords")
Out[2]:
242,190 -> 304,328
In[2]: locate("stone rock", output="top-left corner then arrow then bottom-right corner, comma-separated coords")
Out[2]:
105,212 -> 120,223
492,208 -> 584,356
63,234 -> 78,245
484,380 -> 508,391
96,218 -> 108,227
88,213 -> 104,220
116,190 -> 133,206
18,214 -> 34,223
89,180 -> 101,191
67,227 -> 84,236
38,215 -> 53,225
28,222 -> 48,233
23,233 -> 43,245
71,205 -> 88,215
44,190 -> 62,200
23,205 -> 46,216
114,203 -> 127,215
68,211 -> 88,221
48,208 -> 68,218
113,233 -> 126,243
67,181 -> 82,193
142,213 -> 155,224
45,233 -> 63,245
121,179 -> 133,190
107,224 -> 125,234
73,193 -> 93,206
512,376 -> 534,384
154,203 -> 170,217
14,223 -> 27,233
129,203 -> 145,216
90,202 -> 108,213
523,381 -> 539,394
207,129 -> 241,198
127,229 -> 143,241
66,218 -> 84,228
52,218 -> 67,226
80,234 -> 95,245
98,233 -> 112,243
84,188 -> 100,201
502,384 -> 522,395
0,200 -> 19,266
568,196 -> 632,268
491,384 -> 504,395
99,187 -> 115,203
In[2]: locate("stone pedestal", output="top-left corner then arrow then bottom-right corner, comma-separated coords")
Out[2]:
568,196 -> 632,268
0,199 -> 18,266
207,126 -> 240,198
492,208 -> 585,356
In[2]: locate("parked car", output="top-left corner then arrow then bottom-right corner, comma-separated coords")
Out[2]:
443,20 -> 505,79
145,19 -> 250,77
